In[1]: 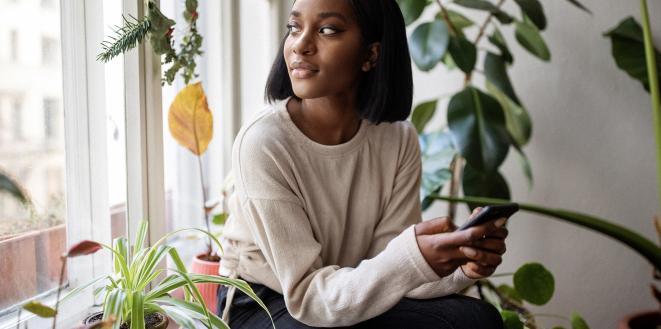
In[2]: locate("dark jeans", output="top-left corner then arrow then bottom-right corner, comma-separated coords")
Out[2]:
216,280 -> 504,329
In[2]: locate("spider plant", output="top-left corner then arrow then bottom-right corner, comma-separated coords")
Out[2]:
23,220 -> 273,329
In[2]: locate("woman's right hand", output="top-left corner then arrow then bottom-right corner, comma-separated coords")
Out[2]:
414,208 -> 504,278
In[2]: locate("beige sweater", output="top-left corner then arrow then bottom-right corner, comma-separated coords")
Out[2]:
218,97 -> 476,327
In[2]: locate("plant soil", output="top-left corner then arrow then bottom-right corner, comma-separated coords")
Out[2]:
87,312 -> 166,329
199,253 -> 220,262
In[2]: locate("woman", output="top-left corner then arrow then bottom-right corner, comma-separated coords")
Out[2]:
217,0 -> 509,328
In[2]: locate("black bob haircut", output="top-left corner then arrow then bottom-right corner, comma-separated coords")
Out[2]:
264,0 -> 413,124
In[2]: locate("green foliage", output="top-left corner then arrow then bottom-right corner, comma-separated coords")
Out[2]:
604,17 -> 661,94
570,312 -> 591,329
447,86 -> 511,173
410,19 -> 450,71
513,263 -> 555,305
23,221 -> 273,329
448,36 -> 477,73
501,310 -> 525,329
97,15 -> 152,63
22,301 -> 57,318
514,20 -> 550,61
98,1 -> 203,86
0,170 -> 30,204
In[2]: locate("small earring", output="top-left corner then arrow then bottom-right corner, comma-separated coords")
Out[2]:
362,63 -> 371,72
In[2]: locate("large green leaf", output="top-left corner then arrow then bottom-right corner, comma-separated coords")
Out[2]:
130,291 -> 145,329
515,20 -> 550,61
571,312 -> 590,329
411,100 -> 438,133
513,0 -> 546,30
462,163 -> 510,211
419,131 -> 456,209
485,80 -> 532,147
453,0 -> 513,24
436,10 -> 475,37
0,171 -> 29,204
410,20 -> 450,71
603,17 -> 661,94
488,28 -> 513,64
497,284 -> 523,303
485,52 -> 521,106
513,262 -> 555,305
448,36 -> 477,73
500,310 -> 524,329
447,86 -> 511,172
429,194 -> 661,272
396,0 -> 429,26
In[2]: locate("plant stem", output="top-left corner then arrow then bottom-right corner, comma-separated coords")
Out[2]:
489,272 -> 514,278
640,0 -> 661,214
196,154 -> 213,256
465,0 -> 505,85
481,279 -> 538,329
530,313 -> 570,322
447,155 -> 463,222
16,307 -> 21,329
432,194 -> 661,271
51,258 -> 67,329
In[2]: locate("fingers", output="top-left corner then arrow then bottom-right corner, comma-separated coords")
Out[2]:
462,262 -> 496,278
415,216 -> 456,235
460,246 -> 503,267
470,237 -> 506,255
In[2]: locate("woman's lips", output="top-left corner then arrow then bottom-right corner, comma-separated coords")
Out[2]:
291,68 -> 318,79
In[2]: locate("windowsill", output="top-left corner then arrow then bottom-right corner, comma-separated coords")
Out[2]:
0,290 -> 95,329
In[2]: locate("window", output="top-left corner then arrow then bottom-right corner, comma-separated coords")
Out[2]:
10,30 -> 17,62
0,0 -> 289,326
41,37 -> 57,66
43,98 -> 58,140
11,100 -> 22,141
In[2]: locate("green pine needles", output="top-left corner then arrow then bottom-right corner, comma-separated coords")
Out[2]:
97,0 -> 203,86
97,15 -> 151,64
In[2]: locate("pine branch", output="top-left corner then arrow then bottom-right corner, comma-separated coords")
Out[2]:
97,15 -> 152,63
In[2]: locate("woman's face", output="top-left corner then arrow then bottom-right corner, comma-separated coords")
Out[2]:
284,0 -> 368,100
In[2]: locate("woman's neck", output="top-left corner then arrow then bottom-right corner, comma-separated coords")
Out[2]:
287,95 -> 362,146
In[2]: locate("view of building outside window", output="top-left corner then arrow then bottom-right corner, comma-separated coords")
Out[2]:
0,0 -> 66,311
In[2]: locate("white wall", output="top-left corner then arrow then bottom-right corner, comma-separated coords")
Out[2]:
419,0 -> 661,327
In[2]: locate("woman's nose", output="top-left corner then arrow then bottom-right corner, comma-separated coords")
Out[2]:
291,31 -> 316,55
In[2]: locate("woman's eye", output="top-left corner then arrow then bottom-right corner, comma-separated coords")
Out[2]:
286,23 -> 301,33
319,27 -> 338,35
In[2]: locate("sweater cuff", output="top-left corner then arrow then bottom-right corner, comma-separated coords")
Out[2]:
401,224 -> 443,282
453,266 -> 479,286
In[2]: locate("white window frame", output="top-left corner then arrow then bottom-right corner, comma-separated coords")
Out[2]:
1,0 -> 290,327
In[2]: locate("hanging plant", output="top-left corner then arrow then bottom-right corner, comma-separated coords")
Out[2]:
97,0 -> 202,86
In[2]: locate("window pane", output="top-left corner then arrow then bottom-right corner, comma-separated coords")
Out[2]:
0,0 -> 66,311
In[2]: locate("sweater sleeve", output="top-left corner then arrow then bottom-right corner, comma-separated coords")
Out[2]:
232,124 -> 446,327
365,122 -> 476,300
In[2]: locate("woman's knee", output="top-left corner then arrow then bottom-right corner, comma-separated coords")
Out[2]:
435,294 -> 503,329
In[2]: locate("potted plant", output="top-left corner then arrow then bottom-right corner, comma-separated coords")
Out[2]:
97,0 -> 227,309
20,220 -> 273,329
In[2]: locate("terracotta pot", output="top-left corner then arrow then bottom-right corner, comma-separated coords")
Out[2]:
35,224 -> 66,291
618,310 -> 661,329
84,311 -> 169,329
189,253 -> 221,311
0,231 -> 38,309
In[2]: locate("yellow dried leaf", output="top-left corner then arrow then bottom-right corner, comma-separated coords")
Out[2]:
168,82 -> 213,155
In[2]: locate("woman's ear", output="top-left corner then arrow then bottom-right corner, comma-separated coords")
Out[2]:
362,42 -> 381,72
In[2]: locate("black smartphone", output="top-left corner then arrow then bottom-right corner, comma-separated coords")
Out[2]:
457,203 -> 519,231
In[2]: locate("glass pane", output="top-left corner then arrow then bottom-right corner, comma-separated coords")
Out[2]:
0,0 -> 66,311
103,0 -> 127,240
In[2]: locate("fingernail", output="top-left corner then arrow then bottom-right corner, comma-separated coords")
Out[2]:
495,218 -> 507,227
461,247 -> 478,257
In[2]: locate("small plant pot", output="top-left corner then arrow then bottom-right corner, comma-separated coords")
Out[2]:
84,311 -> 169,329
189,253 -> 221,311
0,231 -> 38,309
618,310 -> 661,329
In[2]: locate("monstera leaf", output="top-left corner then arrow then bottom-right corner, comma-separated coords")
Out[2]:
168,82 -> 214,156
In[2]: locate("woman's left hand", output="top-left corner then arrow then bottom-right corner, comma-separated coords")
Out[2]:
459,219 -> 509,280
